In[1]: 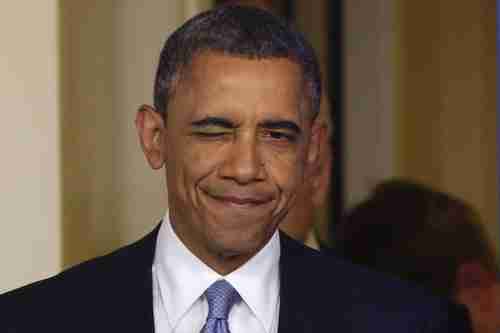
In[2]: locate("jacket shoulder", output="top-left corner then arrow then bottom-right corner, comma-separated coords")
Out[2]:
279,233 -> 472,332
0,226 -> 157,332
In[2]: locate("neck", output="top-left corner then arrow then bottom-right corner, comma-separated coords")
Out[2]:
170,220 -> 264,276
202,252 -> 254,276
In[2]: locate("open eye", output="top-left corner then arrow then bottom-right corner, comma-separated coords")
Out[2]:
263,130 -> 297,143
259,119 -> 301,145
269,131 -> 288,140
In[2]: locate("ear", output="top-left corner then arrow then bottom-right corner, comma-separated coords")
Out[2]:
135,104 -> 166,170
455,262 -> 498,332
307,120 -> 326,168
455,261 -> 495,309
311,144 -> 332,206
456,261 -> 494,290
306,120 -> 328,198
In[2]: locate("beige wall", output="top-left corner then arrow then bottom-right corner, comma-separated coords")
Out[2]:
396,0 -> 498,249
344,0 -> 397,206
60,1 -> 119,268
61,1 -> 212,267
1,0 -> 61,292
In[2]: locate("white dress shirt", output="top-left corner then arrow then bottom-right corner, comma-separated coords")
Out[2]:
152,212 -> 281,333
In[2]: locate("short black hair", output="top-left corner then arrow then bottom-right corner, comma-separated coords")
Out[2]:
336,179 -> 498,297
153,4 -> 321,119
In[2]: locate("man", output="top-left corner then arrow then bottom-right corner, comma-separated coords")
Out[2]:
1,5 -> 472,332
336,179 -> 500,333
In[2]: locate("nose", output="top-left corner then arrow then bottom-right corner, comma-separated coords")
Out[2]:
218,135 -> 265,184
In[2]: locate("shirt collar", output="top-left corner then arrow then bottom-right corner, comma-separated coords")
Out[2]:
225,228 -> 280,332
153,211 -> 280,333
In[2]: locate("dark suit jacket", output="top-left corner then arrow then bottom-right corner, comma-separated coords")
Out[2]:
1,225 -> 472,332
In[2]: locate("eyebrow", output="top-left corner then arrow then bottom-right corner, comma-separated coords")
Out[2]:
191,117 -> 235,129
260,120 -> 302,135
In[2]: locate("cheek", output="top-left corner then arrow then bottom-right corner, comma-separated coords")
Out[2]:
180,143 -> 223,186
264,149 -> 305,192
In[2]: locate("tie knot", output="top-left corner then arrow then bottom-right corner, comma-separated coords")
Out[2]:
205,280 -> 241,320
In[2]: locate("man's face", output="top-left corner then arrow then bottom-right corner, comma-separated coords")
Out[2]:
158,52 -> 320,271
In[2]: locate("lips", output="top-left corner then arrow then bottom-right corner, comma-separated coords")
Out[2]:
201,187 -> 274,207
211,194 -> 271,206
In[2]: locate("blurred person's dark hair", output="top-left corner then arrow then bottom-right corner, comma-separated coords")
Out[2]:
335,179 -> 499,298
153,4 -> 321,119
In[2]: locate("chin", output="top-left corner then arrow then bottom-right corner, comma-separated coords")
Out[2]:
210,227 -> 273,258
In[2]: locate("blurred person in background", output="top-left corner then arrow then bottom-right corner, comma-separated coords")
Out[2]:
336,179 -> 500,333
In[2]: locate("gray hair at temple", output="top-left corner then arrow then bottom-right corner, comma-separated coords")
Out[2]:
153,4 -> 322,119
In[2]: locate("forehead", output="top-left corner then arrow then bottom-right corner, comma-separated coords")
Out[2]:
172,52 -> 307,118
186,51 -> 301,77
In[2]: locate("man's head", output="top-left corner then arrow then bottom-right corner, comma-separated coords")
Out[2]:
153,4 -> 321,120
136,5 -> 323,274
336,179 -> 500,333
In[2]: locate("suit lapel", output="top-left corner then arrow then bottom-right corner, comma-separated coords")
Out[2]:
277,232 -> 317,333
111,224 -> 160,333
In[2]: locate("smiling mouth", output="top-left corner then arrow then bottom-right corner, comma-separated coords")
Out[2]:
213,195 -> 269,206
202,189 -> 273,208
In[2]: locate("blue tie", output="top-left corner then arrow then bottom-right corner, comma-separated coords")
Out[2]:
201,280 -> 241,333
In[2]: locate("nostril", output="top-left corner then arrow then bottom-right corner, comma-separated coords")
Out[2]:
218,150 -> 265,184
